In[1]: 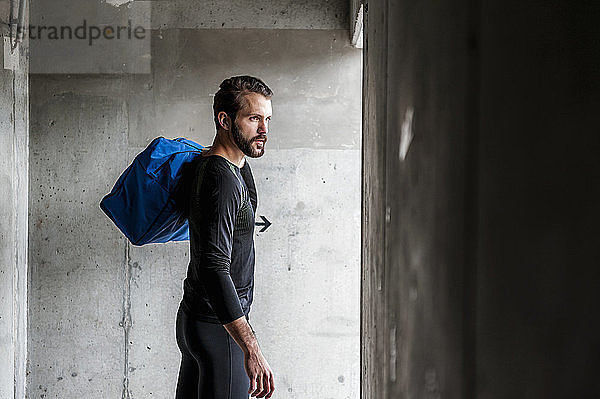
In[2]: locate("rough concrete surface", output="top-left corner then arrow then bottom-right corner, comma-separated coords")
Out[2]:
29,0 -> 152,74
131,29 -> 361,149
0,6 -> 29,397
362,1 -> 470,398
360,0 -> 389,396
0,69 -> 17,399
250,149 -> 360,399
28,93 -> 130,398
29,0 -> 351,73
31,0 -> 348,31
29,27 -> 361,398
150,0 -> 349,30
0,68 -> 29,399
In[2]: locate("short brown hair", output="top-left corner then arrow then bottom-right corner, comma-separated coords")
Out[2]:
213,75 -> 273,130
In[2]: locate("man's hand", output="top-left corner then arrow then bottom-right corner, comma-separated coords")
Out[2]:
223,316 -> 275,398
244,347 -> 275,398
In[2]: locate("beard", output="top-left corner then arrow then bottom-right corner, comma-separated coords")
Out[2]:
231,121 -> 266,158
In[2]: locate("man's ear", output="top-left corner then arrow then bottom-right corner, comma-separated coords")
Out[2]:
218,111 -> 230,131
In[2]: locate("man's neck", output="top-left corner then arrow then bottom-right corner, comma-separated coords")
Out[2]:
203,133 -> 246,168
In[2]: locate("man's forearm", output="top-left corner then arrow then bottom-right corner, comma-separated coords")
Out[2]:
199,268 -> 245,324
224,316 -> 261,355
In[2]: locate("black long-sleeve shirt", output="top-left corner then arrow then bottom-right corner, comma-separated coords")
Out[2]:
181,154 -> 257,324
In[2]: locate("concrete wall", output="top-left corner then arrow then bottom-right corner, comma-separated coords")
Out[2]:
360,0 -> 388,396
150,0 -> 348,29
362,0 -> 600,398
362,0 -> 470,397
0,3 -> 29,398
28,2 -> 361,398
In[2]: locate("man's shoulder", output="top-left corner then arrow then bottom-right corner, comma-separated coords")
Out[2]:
199,156 -> 243,191
198,155 -> 236,175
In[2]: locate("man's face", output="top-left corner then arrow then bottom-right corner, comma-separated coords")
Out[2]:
230,92 -> 272,158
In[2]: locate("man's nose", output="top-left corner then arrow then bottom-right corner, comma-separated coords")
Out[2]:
258,120 -> 268,134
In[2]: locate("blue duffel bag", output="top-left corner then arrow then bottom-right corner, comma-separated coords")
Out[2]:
100,137 -> 204,245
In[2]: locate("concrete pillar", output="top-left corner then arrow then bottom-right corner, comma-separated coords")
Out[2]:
362,0 -> 600,397
0,2 -> 29,397
361,0 -> 389,397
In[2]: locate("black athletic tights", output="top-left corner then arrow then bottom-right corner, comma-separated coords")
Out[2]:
175,305 -> 251,399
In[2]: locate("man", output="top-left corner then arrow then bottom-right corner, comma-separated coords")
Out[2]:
175,76 -> 275,399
